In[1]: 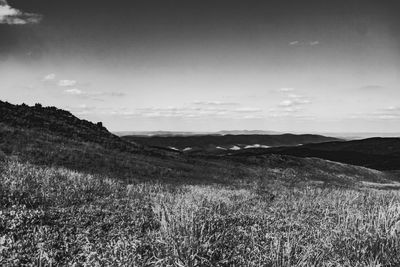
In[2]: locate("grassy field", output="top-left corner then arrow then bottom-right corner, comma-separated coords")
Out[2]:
1,159 -> 400,266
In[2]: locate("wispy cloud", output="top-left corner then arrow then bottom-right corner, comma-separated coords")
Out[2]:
133,106 -> 263,119
109,92 -> 126,97
279,94 -> 311,106
279,100 -> 294,107
47,76 -> 125,99
42,73 -> 56,81
64,88 -> 83,95
235,107 -> 262,112
278,87 -> 294,92
278,99 -> 310,107
65,104 -> 98,115
278,89 -> 311,107
288,40 -> 321,47
58,80 -> 77,87
384,106 -> 400,112
0,0 -> 42,24
67,103 -> 264,120
84,91 -> 126,98
192,101 -> 239,106
63,88 -> 125,99
268,107 -> 313,119
349,106 -> 400,120
376,106 -> 400,119
272,88 -> 312,118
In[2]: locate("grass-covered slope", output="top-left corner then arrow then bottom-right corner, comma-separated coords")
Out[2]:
1,100 -> 400,265
236,137 -> 400,171
1,100 -> 393,186
0,100 -> 138,152
1,159 -> 400,266
217,153 -> 393,187
0,101 -> 237,183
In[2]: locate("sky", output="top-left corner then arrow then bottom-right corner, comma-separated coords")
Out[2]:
1,0 -> 400,133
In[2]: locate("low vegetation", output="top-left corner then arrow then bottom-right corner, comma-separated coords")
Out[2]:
242,137 -> 400,171
1,158 -> 400,266
1,102 -> 400,266
0,100 -> 134,152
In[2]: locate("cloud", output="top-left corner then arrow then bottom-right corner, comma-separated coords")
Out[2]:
65,104 -> 98,115
192,101 -> 239,106
84,91 -> 126,98
277,89 -> 311,107
64,88 -> 83,95
235,107 -> 262,112
288,93 -> 311,103
278,87 -> 294,92
109,92 -> 126,97
242,114 -> 265,119
73,103 -> 265,120
0,0 -> 42,24
41,75 -> 125,99
53,78 -> 125,98
135,107 -> 262,119
63,89 -> 125,99
384,106 -> 400,112
288,40 -> 321,47
268,107 -> 312,119
376,106 -> 400,119
58,80 -> 77,87
279,100 -> 294,107
279,95 -> 310,107
42,73 -> 56,81
349,106 -> 400,120
271,89 -> 311,118
278,99 -> 309,107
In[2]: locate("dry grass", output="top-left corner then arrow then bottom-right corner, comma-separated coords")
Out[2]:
1,159 -> 400,266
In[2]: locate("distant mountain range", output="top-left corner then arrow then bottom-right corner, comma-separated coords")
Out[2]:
314,132 -> 400,140
121,128 -> 400,172
114,130 -> 283,137
122,134 -> 341,153
115,130 -> 400,139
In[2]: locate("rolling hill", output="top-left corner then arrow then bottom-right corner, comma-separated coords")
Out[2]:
122,133 -> 341,153
0,100 -> 396,186
231,138 -> 400,171
0,101 -> 139,152
0,100 -> 218,183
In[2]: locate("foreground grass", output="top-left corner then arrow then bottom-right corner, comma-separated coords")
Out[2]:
1,159 -> 400,266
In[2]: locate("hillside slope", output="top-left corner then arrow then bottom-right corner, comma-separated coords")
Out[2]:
234,138 -> 400,171
0,100 -> 218,182
2,159 -> 399,266
0,100 -> 139,152
0,100 -> 394,186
